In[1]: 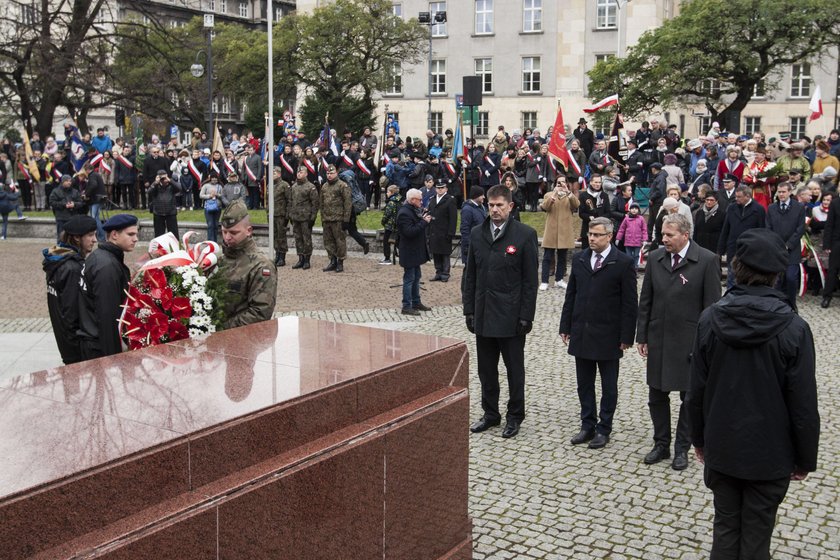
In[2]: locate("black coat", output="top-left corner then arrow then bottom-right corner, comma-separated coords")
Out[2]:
397,203 -> 430,269
717,200 -> 766,259
693,206 -> 725,253
43,247 -> 85,364
715,188 -> 737,214
427,193 -> 457,255
559,247 -> 638,361
573,127 -> 595,158
78,243 -> 131,357
49,186 -> 83,221
462,217 -> 539,338
766,200 -> 806,266
687,285 -> 819,480
823,197 -> 840,269
578,190 -> 610,238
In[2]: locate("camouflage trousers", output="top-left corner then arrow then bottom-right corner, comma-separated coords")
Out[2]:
322,220 -> 347,259
292,220 -> 313,256
274,216 -> 289,254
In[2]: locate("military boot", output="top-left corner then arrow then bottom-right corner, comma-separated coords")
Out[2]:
335,259 -> 344,273
302,255 -> 311,270
274,252 -> 286,267
291,255 -> 305,269
323,257 -> 337,272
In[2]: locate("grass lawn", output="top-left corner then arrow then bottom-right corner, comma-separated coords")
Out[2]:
27,208 -> 550,234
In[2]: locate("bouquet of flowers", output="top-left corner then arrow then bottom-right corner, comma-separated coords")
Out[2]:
754,161 -> 784,180
120,232 -> 227,350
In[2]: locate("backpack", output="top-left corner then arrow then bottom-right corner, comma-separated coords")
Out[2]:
340,169 -> 366,214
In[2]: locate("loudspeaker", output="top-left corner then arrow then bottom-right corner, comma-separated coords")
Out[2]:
462,76 -> 482,106
725,110 -> 741,134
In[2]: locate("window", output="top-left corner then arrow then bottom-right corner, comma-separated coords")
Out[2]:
238,2 -> 247,17
431,59 -> 446,94
430,2 -> 446,37
789,117 -> 807,139
790,63 -> 811,98
523,0 -> 541,32
170,92 -> 178,108
521,112 -> 537,131
208,0 -> 215,11
699,116 -> 712,135
594,53 -> 614,65
522,56 -> 540,93
274,7 -> 283,21
212,97 -> 218,112
476,111 -> 489,137
664,0 -> 674,19
221,96 -> 231,113
430,112 -> 443,135
744,117 -> 761,135
392,3 -> 402,18
699,79 -> 721,96
753,79 -> 765,99
20,4 -> 36,25
596,0 -> 616,29
386,62 -> 402,95
220,0 -> 227,12
475,58 -> 492,94
475,0 -> 493,35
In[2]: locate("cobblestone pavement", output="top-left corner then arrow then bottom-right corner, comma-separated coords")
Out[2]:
2,240 -> 838,558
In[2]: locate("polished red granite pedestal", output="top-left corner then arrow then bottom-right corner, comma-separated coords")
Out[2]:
0,317 -> 472,559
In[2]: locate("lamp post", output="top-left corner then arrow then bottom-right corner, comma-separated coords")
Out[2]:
203,15 -> 215,137
418,10 -> 447,131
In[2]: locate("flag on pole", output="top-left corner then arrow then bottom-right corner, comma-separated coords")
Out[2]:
316,114 -> 339,157
453,112 -> 464,160
809,85 -> 823,122
20,129 -> 41,182
67,123 -> 89,172
583,94 -> 620,114
212,119 -> 225,155
607,109 -> 627,168
547,106 -> 578,175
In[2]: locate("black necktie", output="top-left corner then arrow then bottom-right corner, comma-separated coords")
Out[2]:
673,253 -> 681,269
493,226 -> 501,239
594,253 -> 604,271
781,202 -> 788,213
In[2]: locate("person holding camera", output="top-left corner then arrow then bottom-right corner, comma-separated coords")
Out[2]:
540,175 -> 580,290
147,169 -> 181,238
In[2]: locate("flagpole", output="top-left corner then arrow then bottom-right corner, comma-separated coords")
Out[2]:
267,9 -> 274,262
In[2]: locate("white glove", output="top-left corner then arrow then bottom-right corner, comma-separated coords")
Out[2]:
538,175 -> 544,181
485,170 -> 490,177
380,167 -> 386,172
536,157 -> 541,162
578,177 -> 584,184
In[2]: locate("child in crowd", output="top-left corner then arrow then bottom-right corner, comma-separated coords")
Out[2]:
616,202 -> 647,264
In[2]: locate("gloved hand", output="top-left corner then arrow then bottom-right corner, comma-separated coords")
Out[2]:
465,314 -> 475,333
484,170 -> 491,177
341,222 -> 350,231
536,157 -> 541,162
515,319 -> 533,336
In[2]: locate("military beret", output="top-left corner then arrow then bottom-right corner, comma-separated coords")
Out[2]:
63,215 -> 97,236
424,174 -> 434,182
220,200 -> 249,228
102,213 -> 138,232
735,230 -> 788,274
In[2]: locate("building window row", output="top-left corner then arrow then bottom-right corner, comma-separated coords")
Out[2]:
428,111 -> 536,138
409,1 -> 542,35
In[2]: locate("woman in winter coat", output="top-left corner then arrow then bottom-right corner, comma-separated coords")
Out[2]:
478,143 -> 501,189
693,187 -> 725,253
539,175 -> 579,289
662,153 -> 685,187
0,182 -> 20,239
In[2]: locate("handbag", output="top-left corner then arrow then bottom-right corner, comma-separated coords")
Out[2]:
205,197 -> 219,212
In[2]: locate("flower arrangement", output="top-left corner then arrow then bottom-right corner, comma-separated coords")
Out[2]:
754,161 -> 784,180
120,232 -> 227,350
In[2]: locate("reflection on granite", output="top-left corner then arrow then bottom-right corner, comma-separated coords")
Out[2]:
0,317 -> 458,500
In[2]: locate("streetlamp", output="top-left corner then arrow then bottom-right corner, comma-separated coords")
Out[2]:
195,14 -> 214,139
418,10 -> 447,131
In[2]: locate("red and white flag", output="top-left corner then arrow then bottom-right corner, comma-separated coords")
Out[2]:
547,106 -> 579,175
809,85 -> 823,122
583,94 -> 619,114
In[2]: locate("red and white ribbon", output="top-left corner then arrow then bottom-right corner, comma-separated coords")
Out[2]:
142,231 -> 221,273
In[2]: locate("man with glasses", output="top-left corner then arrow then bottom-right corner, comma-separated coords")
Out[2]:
559,217 -> 638,450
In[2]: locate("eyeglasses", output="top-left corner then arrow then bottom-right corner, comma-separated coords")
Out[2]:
588,232 -> 609,238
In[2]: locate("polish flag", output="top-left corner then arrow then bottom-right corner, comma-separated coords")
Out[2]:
809,85 -> 823,122
583,94 -> 619,114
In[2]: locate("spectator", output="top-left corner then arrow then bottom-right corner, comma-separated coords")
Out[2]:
460,186 -> 487,264
147,169 -> 181,238
539,175 -> 579,290
200,176 -> 223,243
693,188 -> 725,254
48,175 -> 83,241
379,184 -> 402,264
396,188 -> 432,315
91,128 -> 113,154
718,186 -> 767,289
615,203 -> 647,265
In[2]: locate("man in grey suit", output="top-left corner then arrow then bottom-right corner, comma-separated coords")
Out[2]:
637,213 -> 721,470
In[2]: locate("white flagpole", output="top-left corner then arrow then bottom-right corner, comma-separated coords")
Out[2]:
267,6 -> 275,261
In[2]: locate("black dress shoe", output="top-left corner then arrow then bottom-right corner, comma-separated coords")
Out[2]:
821,296 -> 831,309
570,428 -> 596,445
469,416 -> 501,433
501,420 -> 520,439
671,451 -> 689,471
588,433 -> 609,449
644,445 -> 671,465
413,303 -> 432,311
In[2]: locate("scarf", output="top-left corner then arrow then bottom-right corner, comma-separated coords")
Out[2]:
702,203 -> 719,219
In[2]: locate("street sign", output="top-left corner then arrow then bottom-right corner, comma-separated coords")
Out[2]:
170,125 -> 179,138
204,14 -> 214,28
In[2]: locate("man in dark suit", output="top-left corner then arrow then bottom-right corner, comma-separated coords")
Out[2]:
397,188 -> 432,316
573,118 -> 595,158
717,185 -> 766,289
559,217 -> 638,449
716,174 -> 738,213
687,230 -> 819,560
766,182 -> 806,306
427,179 -> 457,282
464,185 -> 539,439
637,214 -> 721,471
822,194 -> 840,308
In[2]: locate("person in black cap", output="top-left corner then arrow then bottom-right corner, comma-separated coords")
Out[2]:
460,185 -> 487,264
427,178 -> 457,282
687,229 -> 819,560
77,213 -> 139,359
573,117 -> 595,158
42,215 -> 98,364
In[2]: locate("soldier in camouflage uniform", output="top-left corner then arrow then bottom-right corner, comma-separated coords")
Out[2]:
320,164 -> 352,272
218,200 -> 278,329
288,165 -> 320,270
272,167 -> 291,267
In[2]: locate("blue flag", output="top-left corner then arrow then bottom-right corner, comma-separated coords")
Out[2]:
68,124 -> 89,171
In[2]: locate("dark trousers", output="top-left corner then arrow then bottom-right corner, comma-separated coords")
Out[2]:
575,357 -> 619,435
153,214 -> 179,238
541,248 -> 568,283
382,229 -> 395,260
117,183 -> 135,209
524,182 -> 541,210
777,263 -> 800,306
649,387 -> 690,453
704,467 -> 790,560
347,207 -> 367,248
823,261 -> 839,296
476,334 -> 526,423
246,186 -> 260,209
432,253 -> 451,280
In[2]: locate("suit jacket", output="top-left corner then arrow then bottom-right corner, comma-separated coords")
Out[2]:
717,200 -> 766,259
396,203 -> 430,269
636,242 -> 721,391
463,217 -> 539,338
716,188 -> 737,214
766,200 -> 806,266
427,193 -> 457,254
824,197 -> 840,268
559,247 -> 638,361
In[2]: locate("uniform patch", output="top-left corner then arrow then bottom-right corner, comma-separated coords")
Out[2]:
262,268 -> 272,277
506,245 -> 517,255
